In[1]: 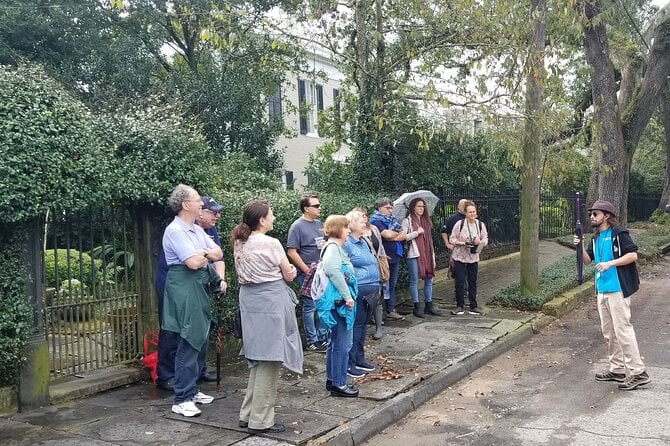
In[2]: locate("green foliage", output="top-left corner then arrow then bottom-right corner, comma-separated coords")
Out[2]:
213,152 -> 281,192
0,228 -> 31,386
98,101 -> 219,205
0,64 -> 112,222
648,209 -> 670,226
91,245 -> 135,284
630,115 -> 665,197
541,146 -> 590,196
43,249 -> 103,289
404,132 -> 518,193
304,143 -> 354,193
489,254 -> 595,310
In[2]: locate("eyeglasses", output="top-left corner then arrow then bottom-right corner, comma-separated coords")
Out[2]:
203,209 -> 221,215
308,204 -> 321,209
589,211 -> 600,217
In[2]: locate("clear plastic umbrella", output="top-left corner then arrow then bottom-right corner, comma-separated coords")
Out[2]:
392,190 -> 439,221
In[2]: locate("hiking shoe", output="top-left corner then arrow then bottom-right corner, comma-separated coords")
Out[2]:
385,310 -> 405,320
356,361 -> 376,372
618,371 -> 651,390
193,391 -> 214,404
595,371 -> 626,382
172,401 -> 201,417
468,307 -> 486,315
451,307 -> 464,315
306,342 -> 327,353
347,367 -> 366,378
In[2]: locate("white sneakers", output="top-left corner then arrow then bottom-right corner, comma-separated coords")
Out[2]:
193,391 -> 214,404
171,392 -> 214,417
171,401 -> 201,417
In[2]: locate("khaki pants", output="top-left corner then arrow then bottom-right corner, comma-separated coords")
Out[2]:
597,292 -> 645,376
239,361 -> 281,430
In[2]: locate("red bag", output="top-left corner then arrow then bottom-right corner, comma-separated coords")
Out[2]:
139,332 -> 158,383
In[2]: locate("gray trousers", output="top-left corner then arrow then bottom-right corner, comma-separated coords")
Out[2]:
239,361 -> 282,429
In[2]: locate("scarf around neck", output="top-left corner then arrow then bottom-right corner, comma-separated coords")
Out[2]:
370,210 -> 403,233
410,215 -> 434,279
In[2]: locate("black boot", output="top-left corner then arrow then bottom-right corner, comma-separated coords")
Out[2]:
424,301 -> 442,316
413,302 -> 425,318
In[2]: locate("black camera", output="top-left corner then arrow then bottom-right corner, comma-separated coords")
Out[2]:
467,243 -> 478,254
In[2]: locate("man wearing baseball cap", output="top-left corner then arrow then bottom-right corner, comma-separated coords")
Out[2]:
155,195 -> 227,391
574,199 -> 650,390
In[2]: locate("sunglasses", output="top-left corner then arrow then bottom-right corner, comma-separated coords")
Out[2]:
308,204 -> 321,209
589,211 -> 600,217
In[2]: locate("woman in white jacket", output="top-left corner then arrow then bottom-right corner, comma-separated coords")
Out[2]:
402,198 -> 441,318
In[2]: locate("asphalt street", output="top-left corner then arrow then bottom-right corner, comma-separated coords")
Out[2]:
363,256 -> 670,446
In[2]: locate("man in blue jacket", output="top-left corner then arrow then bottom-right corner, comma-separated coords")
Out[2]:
575,199 -> 650,391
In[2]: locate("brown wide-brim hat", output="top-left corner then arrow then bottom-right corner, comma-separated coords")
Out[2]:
588,200 -> 616,218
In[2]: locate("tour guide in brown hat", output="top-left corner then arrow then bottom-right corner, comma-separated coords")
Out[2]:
574,199 -> 650,391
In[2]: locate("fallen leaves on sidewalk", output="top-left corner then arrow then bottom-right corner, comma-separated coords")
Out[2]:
357,355 -> 419,384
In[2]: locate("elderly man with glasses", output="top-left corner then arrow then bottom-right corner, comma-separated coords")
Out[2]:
155,193 -> 227,394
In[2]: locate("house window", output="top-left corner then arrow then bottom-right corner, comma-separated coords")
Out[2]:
474,119 -> 483,133
298,79 -> 324,136
268,86 -> 282,125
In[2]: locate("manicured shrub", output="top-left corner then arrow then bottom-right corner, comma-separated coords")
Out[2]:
43,249 -> 103,289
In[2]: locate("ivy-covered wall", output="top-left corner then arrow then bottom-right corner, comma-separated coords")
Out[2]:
0,228 -> 30,387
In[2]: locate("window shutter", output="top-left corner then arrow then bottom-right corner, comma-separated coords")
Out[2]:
269,86 -> 282,125
298,79 -> 307,135
316,84 -> 324,136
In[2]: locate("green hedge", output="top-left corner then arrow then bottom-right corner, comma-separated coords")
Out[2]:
43,249 -> 103,289
489,254 -> 595,310
0,229 -> 31,386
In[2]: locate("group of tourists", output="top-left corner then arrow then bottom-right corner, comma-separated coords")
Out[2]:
154,184 -> 651,435
153,185 -> 490,432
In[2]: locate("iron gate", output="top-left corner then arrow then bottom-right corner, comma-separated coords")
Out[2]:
43,207 -> 140,378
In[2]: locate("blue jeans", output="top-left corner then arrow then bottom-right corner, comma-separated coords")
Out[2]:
173,336 -> 203,404
326,309 -> 353,387
349,284 -> 378,368
406,257 -> 433,304
156,283 -> 208,383
383,261 -> 401,312
297,273 -> 329,345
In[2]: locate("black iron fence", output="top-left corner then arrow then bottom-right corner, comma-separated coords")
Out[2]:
43,207 -> 139,378
429,189 -> 661,267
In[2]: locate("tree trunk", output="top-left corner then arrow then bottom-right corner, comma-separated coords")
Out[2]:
582,0 -> 628,223
659,85 -> 670,210
520,0 -> 545,296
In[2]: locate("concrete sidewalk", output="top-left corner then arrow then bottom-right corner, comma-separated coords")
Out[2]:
0,241 -> 578,446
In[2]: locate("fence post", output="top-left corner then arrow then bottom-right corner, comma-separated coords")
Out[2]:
19,220 -> 50,410
133,206 -> 158,346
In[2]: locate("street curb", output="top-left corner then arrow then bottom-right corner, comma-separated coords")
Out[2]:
541,282 -> 594,318
307,322 -> 534,446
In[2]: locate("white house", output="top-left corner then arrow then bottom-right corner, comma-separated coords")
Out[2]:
272,49 -> 350,188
